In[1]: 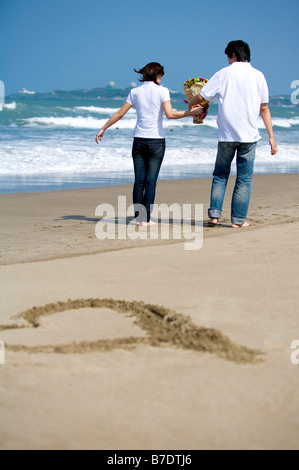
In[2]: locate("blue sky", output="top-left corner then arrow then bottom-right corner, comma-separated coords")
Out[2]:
1,0 -> 298,96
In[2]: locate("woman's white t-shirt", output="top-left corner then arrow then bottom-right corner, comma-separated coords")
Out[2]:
126,81 -> 170,138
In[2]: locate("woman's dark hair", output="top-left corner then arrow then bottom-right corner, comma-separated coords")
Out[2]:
225,40 -> 251,62
134,62 -> 165,84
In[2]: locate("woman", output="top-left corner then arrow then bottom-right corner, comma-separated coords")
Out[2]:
96,62 -> 204,226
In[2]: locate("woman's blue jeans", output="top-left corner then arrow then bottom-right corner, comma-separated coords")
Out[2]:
132,138 -> 166,222
208,141 -> 257,225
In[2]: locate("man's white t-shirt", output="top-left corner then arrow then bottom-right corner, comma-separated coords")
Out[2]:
126,81 -> 170,138
200,62 -> 269,142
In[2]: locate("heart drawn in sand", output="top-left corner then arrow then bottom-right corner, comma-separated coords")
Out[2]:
0,298 -> 263,364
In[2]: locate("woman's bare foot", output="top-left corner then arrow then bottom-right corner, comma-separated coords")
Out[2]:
231,221 -> 251,228
209,218 -> 219,225
141,220 -> 157,227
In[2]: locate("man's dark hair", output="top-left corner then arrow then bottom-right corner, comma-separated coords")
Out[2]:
225,40 -> 251,62
134,62 -> 165,84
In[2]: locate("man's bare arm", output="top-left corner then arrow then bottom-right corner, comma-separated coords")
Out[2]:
188,93 -> 206,110
260,103 -> 277,156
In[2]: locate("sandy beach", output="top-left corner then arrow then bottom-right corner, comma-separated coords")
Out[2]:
0,173 -> 299,450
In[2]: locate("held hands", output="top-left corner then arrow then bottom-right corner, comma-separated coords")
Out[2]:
95,129 -> 105,144
190,104 -> 208,120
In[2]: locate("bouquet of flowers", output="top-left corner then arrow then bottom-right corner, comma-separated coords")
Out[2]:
184,77 -> 210,124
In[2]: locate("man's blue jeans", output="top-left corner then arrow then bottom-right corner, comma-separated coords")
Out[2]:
208,141 -> 257,225
132,138 -> 166,222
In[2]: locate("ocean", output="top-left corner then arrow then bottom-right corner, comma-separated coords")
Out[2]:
0,98 -> 298,193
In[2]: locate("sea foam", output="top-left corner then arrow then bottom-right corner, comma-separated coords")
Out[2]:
1,140 -> 298,176
20,112 -> 299,130
1,98 -> 299,186
0,101 -> 17,111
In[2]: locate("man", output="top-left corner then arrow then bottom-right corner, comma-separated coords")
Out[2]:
189,40 -> 277,228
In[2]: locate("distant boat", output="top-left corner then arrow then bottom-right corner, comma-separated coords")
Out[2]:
19,87 -> 36,95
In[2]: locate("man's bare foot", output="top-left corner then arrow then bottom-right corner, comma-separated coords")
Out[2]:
141,220 -> 157,227
209,218 -> 219,225
231,222 -> 251,228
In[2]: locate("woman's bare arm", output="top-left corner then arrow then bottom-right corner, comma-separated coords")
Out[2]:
96,102 -> 132,143
163,100 -> 204,120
